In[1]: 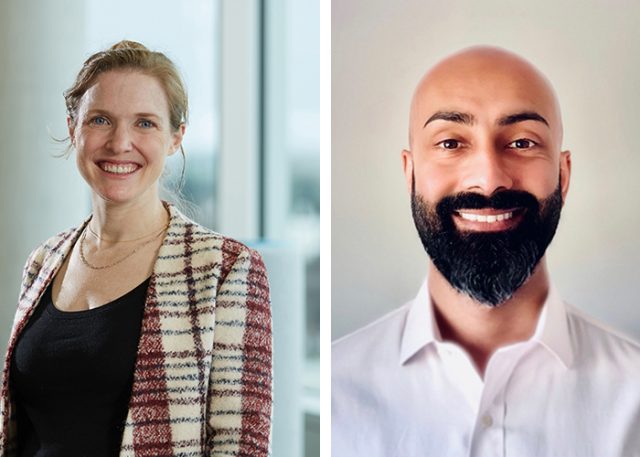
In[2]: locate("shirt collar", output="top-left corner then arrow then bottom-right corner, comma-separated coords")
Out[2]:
399,280 -> 574,368
534,285 -> 574,368
400,280 -> 439,364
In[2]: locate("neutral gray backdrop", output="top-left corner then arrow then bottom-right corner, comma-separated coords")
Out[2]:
332,0 -> 640,340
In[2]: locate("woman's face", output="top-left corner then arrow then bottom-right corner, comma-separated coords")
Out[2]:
69,70 -> 184,206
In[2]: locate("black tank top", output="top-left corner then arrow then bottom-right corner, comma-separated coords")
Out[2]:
10,277 -> 149,457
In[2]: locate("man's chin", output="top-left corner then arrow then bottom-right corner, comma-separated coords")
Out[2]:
455,287 -> 514,308
449,270 -> 528,308
428,234 -> 543,308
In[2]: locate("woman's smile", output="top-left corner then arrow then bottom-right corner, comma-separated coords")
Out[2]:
97,161 -> 142,176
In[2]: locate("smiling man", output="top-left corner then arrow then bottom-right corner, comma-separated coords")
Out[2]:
332,47 -> 640,456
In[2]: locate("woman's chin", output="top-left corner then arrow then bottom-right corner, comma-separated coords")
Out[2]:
92,188 -> 149,206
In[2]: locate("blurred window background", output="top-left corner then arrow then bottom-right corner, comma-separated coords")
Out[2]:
0,1 -> 318,456
85,0 -> 221,230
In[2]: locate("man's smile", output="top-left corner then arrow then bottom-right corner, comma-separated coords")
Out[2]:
453,208 -> 525,232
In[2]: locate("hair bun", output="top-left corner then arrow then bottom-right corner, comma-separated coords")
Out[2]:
110,40 -> 149,51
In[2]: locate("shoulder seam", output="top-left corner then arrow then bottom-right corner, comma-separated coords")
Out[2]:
332,303 -> 411,346
565,303 -> 640,349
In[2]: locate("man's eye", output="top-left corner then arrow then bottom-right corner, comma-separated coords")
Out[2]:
138,119 -> 155,129
508,139 -> 536,149
437,139 -> 461,149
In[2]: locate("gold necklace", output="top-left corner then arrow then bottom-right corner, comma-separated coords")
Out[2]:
79,221 -> 169,270
87,222 -> 169,243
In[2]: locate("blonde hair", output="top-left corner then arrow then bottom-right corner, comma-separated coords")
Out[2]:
65,40 -> 188,132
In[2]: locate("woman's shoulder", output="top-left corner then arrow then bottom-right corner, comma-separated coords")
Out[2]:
163,209 -> 267,292
167,205 -> 262,265
25,224 -> 84,269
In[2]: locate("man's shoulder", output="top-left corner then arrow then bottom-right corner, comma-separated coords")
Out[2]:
565,302 -> 640,367
332,303 -> 411,373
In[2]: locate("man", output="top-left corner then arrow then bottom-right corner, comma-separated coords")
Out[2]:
332,46 -> 640,456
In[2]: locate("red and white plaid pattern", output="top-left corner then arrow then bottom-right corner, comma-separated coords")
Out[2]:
0,204 -> 272,456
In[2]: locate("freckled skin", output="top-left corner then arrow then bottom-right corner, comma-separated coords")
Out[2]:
69,70 -> 184,207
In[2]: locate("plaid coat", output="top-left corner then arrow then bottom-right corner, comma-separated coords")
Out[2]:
0,204 -> 272,456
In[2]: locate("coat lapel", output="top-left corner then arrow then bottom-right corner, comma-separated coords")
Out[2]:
119,204 -> 218,456
12,220 -> 88,334
0,217 -> 89,456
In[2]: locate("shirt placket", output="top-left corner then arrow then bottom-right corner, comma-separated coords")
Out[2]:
436,342 -> 484,451
468,345 -> 530,457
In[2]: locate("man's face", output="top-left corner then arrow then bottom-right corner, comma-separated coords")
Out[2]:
403,48 -> 571,305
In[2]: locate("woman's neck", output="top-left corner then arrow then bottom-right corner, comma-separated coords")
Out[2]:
89,194 -> 169,243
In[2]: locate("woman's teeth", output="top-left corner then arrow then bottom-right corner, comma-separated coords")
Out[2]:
100,163 -> 138,174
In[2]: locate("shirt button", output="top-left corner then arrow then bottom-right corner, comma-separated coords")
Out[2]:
481,414 -> 493,428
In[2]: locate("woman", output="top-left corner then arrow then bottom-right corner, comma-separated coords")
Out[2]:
0,41 -> 272,457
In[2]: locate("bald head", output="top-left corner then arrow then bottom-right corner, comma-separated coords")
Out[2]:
408,46 -> 563,151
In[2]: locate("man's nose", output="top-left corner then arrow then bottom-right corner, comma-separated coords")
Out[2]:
460,146 -> 513,195
106,124 -> 133,154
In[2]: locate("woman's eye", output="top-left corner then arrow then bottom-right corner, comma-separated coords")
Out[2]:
437,139 -> 461,150
90,116 -> 109,126
508,138 -> 536,149
138,119 -> 155,129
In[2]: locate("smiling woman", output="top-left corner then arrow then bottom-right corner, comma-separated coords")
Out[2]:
0,40 -> 272,457
71,70 -> 183,207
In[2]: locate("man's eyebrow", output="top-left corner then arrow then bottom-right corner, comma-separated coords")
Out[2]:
423,111 -> 475,128
497,111 -> 549,127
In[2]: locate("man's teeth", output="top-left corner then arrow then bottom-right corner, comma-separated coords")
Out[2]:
101,163 -> 138,174
458,211 -> 514,223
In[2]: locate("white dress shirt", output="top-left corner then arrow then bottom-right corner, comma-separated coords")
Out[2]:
332,282 -> 640,457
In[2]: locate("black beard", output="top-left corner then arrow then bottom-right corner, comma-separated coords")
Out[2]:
411,180 -> 563,306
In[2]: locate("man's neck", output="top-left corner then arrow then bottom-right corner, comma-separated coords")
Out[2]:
428,259 -> 550,377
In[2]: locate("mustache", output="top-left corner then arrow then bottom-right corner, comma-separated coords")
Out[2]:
436,190 -> 540,213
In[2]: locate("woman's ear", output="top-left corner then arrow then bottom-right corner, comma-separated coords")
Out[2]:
169,124 -> 186,156
67,116 -> 76,145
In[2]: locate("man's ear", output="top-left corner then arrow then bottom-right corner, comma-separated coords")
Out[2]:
402,149 -> 414,194
559,150 -> 571,204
